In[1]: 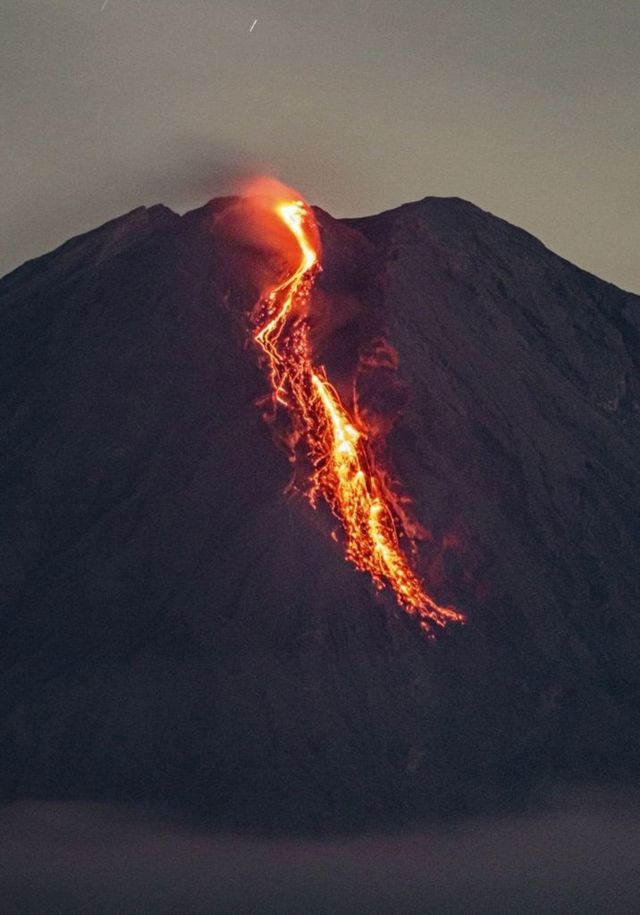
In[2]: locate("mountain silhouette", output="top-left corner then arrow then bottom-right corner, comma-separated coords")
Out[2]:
1,195 -> 638,831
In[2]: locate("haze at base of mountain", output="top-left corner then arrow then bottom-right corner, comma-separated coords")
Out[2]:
2,793 -> 640,915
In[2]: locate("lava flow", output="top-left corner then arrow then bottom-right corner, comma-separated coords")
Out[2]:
248,186 -> 464,635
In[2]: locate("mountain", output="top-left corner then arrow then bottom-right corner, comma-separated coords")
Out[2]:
0,195 -> 638,832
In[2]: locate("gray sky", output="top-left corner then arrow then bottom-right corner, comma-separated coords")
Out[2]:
2,0 -> 638,290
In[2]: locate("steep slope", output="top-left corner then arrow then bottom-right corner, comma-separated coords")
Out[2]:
0,196 -> 638,831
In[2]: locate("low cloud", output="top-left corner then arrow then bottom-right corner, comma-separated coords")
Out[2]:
2,790 -> 640,914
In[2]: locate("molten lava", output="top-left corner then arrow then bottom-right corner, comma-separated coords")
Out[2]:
248,186 -> 464,635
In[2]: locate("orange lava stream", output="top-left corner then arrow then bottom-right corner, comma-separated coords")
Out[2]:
251,197 -> 464,634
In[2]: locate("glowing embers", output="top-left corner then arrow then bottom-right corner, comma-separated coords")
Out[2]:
248,186 -> 464,635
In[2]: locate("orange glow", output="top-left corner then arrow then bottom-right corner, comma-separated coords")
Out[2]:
248,184 -> 464,635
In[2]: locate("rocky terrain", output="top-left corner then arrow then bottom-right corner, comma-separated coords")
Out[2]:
0,194 -> 638,831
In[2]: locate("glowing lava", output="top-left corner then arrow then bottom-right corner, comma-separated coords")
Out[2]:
248,188 -> 464,635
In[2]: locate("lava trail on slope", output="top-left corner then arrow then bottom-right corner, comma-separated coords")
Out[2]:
244,181 -> 464,635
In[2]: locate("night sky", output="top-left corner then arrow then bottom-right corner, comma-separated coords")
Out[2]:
2,0 -> 638,290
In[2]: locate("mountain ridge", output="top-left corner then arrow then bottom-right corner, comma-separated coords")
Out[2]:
5,195 -> 637,297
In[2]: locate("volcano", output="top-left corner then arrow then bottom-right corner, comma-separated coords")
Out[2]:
1,194 -> 638,832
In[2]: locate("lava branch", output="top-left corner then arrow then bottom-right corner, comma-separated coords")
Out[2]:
249,197 -> 464,635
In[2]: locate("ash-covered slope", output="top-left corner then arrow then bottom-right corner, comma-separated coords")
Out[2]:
0,196 -> 638,831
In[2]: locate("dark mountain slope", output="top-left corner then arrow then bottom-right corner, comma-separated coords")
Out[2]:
0,196 -> 638,831
347,197 -> 640,680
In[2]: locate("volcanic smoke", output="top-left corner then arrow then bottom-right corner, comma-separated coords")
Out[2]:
244,180 -> 464,635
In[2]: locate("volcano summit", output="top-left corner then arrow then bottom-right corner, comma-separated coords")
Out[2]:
0,193 -> 638,831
